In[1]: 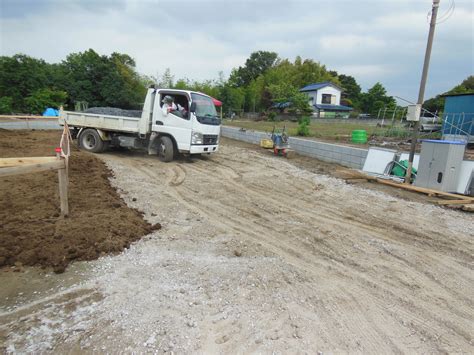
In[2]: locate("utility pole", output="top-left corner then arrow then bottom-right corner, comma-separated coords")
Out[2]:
405,0 -> 440,183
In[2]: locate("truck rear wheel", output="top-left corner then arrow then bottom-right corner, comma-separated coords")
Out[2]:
158,136 -> 174,162
79,129 -> 105,153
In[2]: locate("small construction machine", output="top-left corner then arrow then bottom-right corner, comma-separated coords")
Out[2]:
271,125 -> 290,157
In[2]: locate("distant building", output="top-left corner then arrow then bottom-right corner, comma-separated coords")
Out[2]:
300,82 -> 352,118
442,93 -> 474,143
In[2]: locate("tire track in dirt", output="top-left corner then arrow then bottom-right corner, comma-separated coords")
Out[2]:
107,157 -> 403,349
172,149 -> 474,350
98,145 -> 473,353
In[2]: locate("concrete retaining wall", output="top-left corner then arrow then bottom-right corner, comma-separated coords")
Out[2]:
0,120 -> 61,130
221,126 -> 368,169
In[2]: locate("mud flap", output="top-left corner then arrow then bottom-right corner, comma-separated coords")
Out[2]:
148,132 -> 159,155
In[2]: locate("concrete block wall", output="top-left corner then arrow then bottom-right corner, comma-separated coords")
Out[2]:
221,126 -> 368,169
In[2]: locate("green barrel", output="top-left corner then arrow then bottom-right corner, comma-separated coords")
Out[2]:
351,130 -> 367,144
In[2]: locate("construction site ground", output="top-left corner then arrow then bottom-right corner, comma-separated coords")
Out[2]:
1,132 -> 473,354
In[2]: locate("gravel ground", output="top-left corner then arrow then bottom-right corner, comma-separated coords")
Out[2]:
1,141 -> 473,353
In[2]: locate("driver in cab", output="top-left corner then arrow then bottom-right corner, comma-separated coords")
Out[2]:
162,95 -> 186,117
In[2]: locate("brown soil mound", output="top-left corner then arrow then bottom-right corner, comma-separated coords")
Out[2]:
0,130 -> 160,273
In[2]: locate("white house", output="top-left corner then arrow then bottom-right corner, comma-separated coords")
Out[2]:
300,82 -> 352,118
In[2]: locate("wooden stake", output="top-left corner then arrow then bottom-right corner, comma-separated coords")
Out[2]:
58,166 -> 69,217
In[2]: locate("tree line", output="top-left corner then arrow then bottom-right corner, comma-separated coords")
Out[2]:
154,51 -> 397,117
1,49 -> 471,116
0,50 -> 148,114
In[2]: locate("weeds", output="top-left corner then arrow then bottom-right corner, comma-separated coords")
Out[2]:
296,116 -> 311,136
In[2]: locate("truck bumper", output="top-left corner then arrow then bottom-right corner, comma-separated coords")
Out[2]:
190,145 -> 219,154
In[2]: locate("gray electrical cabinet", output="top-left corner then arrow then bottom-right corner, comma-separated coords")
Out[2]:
415,140 -> 466,192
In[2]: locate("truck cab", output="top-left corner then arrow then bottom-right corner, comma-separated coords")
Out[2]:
148,89 -> 221,159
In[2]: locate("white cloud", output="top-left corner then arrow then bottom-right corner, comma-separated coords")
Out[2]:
0,0 -> 472,100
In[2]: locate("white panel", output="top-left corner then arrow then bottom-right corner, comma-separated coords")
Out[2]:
399,153 -> 420,170
315,86 -> 341,105
455,160 -> 474,194
362,148 -> 397,174
406,104 -> 421,121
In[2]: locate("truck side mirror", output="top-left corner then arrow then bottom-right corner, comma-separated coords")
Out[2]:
190,102 -> 196,113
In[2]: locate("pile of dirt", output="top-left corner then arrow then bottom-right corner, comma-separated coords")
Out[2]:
0,130 -> 160,273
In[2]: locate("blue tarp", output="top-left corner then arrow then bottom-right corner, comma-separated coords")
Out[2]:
43,107 -> 59,116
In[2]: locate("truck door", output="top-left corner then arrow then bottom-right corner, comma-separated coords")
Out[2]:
152,91 -> 192,151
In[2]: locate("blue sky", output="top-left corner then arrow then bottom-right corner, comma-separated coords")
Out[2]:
1,0 -> 473,101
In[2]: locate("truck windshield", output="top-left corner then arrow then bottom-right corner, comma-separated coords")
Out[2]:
191,93 -> 221,125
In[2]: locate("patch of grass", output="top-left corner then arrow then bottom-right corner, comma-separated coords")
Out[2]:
224,119 -> 388,140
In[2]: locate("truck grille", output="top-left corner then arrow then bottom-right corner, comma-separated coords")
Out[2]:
203,134 -> 218,145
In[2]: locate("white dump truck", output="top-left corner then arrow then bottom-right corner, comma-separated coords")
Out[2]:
59,87 -> 221,162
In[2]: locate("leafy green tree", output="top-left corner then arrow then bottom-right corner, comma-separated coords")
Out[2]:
157,68 -> 174,88
230,51 -> 278,87
61,49 -> 108,107
461,75 -> 474,90
0,96 -> 13,114
25,88 -> 67,114
359,82 -> 396,115
423,75 -> 474,113
338,74 -> 361,108
60,49 -> 147,109
220,84 -> 245,114
0,54 -> 53,112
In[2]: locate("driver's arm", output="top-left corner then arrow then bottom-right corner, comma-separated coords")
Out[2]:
162,104 -> 169,116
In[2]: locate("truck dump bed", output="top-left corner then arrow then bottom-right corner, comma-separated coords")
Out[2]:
59,111 -> 142,134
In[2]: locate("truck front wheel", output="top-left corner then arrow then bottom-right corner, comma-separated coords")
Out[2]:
79,129 -> 105,153
158,136 -> 174,162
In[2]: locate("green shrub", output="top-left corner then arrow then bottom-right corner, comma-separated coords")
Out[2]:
267,111 -> 276,122
296,116 -> 311,136
0,96 -> 13,114
25,88 -> 67,114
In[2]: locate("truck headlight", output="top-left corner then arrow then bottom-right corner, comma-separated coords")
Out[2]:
191,131 -> 203,144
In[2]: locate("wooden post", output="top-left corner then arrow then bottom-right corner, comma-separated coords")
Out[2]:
58,164 -> 69,216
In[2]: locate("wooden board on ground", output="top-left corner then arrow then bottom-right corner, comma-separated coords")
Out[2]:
435,199 -> 474,205
0,156 -> 57,167
336,168 -> 472,203
0,160 -> 65,177
375,178 -> 473,201
461,205 -> 474,212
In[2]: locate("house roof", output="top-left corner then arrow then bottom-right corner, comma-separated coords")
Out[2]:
314,104 -> 353,111
300,81 -> 342,92
442,92 -> 474,98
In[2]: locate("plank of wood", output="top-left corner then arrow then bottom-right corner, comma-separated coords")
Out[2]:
375,178 -> 472,200
0,160 -> 65,177
436,199 -> 474,205
461,205 -> 474,212
0,115 -> 56,119
0,156 -> 57,167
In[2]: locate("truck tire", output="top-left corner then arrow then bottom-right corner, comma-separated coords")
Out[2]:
158,136 -> 174,162
79,129 -> 105,153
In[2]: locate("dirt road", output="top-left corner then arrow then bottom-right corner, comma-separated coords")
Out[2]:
1,139 -> 473,353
